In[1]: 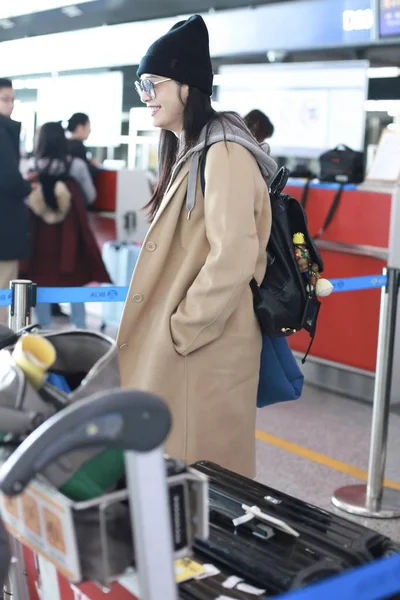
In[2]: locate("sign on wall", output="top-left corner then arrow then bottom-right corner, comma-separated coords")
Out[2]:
379,0 -> 400,37
36,71 -> 123,147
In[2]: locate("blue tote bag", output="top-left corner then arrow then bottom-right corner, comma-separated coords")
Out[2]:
257,335 -> 304,408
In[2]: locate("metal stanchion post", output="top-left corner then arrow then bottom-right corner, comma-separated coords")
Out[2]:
8,280 -> 36,333
332,267 -> 400,518
4,537 -> 30,600
3,280 -> 35,600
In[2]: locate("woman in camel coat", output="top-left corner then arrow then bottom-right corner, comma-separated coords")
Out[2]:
117,15 -> 276,477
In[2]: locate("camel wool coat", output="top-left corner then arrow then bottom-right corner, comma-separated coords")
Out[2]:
117,141 -> 272,478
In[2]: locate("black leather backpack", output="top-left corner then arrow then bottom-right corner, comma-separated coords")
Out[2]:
250,168 -> 324,360
197,154 -> 324,360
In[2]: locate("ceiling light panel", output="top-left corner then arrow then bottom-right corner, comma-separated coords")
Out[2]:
0,0 -> 97,20
62,6 -> 84,18
0,18 -> 15,29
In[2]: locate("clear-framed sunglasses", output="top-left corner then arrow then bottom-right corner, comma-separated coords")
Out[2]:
134,78 -> 171,101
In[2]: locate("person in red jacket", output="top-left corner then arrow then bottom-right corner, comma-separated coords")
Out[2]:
21,122 -> 110,328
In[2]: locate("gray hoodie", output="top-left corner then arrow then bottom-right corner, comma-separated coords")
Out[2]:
169,116 -> 277,217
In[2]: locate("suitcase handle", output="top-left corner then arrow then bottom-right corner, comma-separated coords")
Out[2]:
0,389 -> 172,496
233,504 -> 299,538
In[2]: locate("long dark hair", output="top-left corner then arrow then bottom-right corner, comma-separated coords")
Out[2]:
67,112 -> 89,133
35,121 -> 69,165
35,122 -> 70,209
146,87 -> 248,221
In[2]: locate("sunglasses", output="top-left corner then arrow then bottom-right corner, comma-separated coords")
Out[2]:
134,78 -> 171,102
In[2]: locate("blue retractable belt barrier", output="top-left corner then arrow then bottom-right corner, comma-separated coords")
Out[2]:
0,286 -> 128,306
278,552 -> 400,600
0,274 -> 388,306
330,274 -> 387,293
0,271 -> 398,599
287,179 -> 358,192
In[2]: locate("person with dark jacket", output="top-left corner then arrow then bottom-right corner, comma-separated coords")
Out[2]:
0,78 -> 31,323
66,112 -> 99,184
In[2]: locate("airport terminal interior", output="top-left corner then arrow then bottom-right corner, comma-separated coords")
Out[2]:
1,0 -> 400,599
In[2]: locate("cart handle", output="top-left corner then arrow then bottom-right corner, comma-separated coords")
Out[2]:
0,388 -> 172,496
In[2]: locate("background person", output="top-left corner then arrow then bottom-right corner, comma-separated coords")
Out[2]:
67,112 -> 100,184
244,109 -> 274,143
21,122 -> 110,328
0,78 -> 31,324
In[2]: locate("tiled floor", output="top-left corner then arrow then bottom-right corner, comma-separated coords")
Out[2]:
255,386 -> 400,542
52,305 -> 400,544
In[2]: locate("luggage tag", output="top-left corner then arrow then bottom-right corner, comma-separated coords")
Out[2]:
175,557 -> 207,583
222,576 -> 266,596
232,503 -> 299,538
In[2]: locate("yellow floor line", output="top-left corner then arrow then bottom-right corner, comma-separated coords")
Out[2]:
256,429 -> 400,491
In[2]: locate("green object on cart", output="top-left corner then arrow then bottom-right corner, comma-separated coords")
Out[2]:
60,449 -> 125,501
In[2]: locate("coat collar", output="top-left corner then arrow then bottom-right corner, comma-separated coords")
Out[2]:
150,160 -> 190,229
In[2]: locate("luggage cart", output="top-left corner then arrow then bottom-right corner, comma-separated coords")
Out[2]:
0,388 -> 209,600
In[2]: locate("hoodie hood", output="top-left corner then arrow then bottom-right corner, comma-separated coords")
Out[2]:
176,116 -> 277,184
170,116 -> 277,218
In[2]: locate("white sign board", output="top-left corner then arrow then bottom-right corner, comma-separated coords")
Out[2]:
36,71 -> 123,147
217,61 -> 369,158
367,129 -> 400,183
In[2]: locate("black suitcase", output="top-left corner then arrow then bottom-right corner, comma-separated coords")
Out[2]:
195,508 -> 348,594
192,461 -> 399,592
180,553 -> 268,599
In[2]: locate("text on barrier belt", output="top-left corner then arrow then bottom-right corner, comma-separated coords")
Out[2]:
0,274 -> 389,306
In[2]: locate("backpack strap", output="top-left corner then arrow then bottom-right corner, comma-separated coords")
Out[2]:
185,151 -> 201,219
314,182 -> 344,240
300,179 -> 311,210
270,167 -> 289,196
185,145 -> 212,219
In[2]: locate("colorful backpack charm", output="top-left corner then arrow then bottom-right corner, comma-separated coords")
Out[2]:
293,233 -> 333,297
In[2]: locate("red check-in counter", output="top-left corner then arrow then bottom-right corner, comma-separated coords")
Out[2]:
92,169 -> 149,243
93,170 -> 117,212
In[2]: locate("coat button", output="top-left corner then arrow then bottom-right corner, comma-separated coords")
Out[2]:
145,241 -> 157,252
132,293 -> 143,303
119,343 -> 128,350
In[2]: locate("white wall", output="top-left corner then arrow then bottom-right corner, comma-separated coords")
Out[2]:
217,61 -> 369,158
36,71 -> 123,147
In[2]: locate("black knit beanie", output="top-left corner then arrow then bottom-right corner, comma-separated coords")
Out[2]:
137,15 -> 213,97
